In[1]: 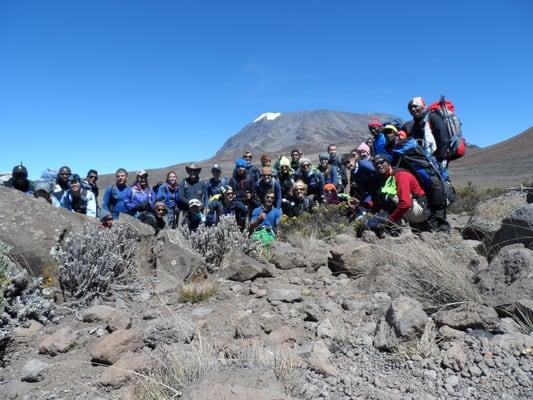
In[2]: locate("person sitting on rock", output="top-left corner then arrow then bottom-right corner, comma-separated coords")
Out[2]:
124,170 -> 156,225
52,165 -> 71,202
3,164 -> 34,194
282,180 -> 315,218
180,198 -> 206,231
101,168 -> 129,220
178,163 -> 208,213
156,171 -> 180,228
206,185 -> 248,228
254,166 -> 282,209
295,158 -> 324,203
56,174 -> 97,217
250,189 -> 282,244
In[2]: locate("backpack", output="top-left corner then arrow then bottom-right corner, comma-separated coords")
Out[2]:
40,168 -> 58,187
392,139 -> 447,208
427,96 -> 465,161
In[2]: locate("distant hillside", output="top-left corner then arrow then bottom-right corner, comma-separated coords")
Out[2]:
214,110 -> 401,160
449,127 -> 533,188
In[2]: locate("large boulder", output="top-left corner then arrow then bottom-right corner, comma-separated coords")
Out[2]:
0,187 -> 157,282
0,187 -> 87,279
219,248 -> 275,282
462,216 -> 500,243
373,296 -> 428,351
476,244 -> 533,307
153,230 -> 206,292
433,302 -> 499,331
487,204 -> 533,258
268,241 -> 307,269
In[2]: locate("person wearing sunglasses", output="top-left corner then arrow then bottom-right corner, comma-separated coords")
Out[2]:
82,169 -> 100,214
242,151 -> 261,182
206,185 -> 248,229
178,162 -> 208,214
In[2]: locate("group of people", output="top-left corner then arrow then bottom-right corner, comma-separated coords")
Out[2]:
2,96 -> 457,240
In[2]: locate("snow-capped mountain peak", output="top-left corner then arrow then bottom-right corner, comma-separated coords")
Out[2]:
253,112 -> 281,123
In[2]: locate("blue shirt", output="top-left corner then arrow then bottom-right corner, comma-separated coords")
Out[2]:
251,206 -> 281,233
101,184 -> 129,219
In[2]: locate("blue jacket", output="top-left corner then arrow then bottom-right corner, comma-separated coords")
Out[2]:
254,179 -> 282,209
102,184 -> 129,219
373,133 -> 392,161
318,165 -> 338,186
156,183 -> 180,210
124,183 -> 156,214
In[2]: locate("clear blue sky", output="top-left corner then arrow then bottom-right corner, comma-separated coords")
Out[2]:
1,0 -> 532,179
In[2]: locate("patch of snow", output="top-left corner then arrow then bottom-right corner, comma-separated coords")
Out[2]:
253,112 -> 281,123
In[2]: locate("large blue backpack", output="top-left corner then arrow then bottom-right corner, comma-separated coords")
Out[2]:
392,139 -> 447,208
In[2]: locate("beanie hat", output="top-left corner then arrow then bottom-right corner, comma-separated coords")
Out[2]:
278,156 -> 290,168
34,179 -> 53,193
99,209 -> 112,222
357,143 -> 371,154
319,152 -> 330,161
235,159 -> 247,168
299,158 -> 311,166
408,97 -> 426,109
368,118 -> 382,128
12,164 -> 28,177
211,164 -> 221,172
324,183 -> 337,192
136,170 -> 148,177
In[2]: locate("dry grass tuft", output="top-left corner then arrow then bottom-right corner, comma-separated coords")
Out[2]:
179,280 -> 219,304
394,323 -> 440,360
377,237 -> 483,309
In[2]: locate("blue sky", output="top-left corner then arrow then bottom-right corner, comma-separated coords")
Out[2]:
1,0 -> 532,179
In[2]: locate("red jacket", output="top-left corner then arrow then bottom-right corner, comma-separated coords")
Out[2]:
389,170 -> 426,223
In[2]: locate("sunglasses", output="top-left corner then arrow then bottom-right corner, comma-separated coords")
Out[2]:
243,155 -> 252,159
294,188 -> 305,191
156,208 -> 166,212
374,160 -> 387,166
88,175 -> 98,180
265,196 -> 275,199
302,164 -> 311,168
262,174 -> 272,177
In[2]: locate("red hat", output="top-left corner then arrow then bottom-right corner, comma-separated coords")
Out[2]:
396,130 -> 408,140
368,118 -> 382,128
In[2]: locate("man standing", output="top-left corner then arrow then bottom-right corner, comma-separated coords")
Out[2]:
101,168 -> 129,219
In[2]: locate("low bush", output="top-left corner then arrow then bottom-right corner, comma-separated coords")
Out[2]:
279,203 -> 352,242
174,215 -> 260,273
448,182 -> 505,215
53,223 -> 137,306
0,242 -> 11,311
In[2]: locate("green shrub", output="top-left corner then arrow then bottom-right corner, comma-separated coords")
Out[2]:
448,182 -> 505,215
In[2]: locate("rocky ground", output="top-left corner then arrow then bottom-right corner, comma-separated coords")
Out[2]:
0,188 -> 532,400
